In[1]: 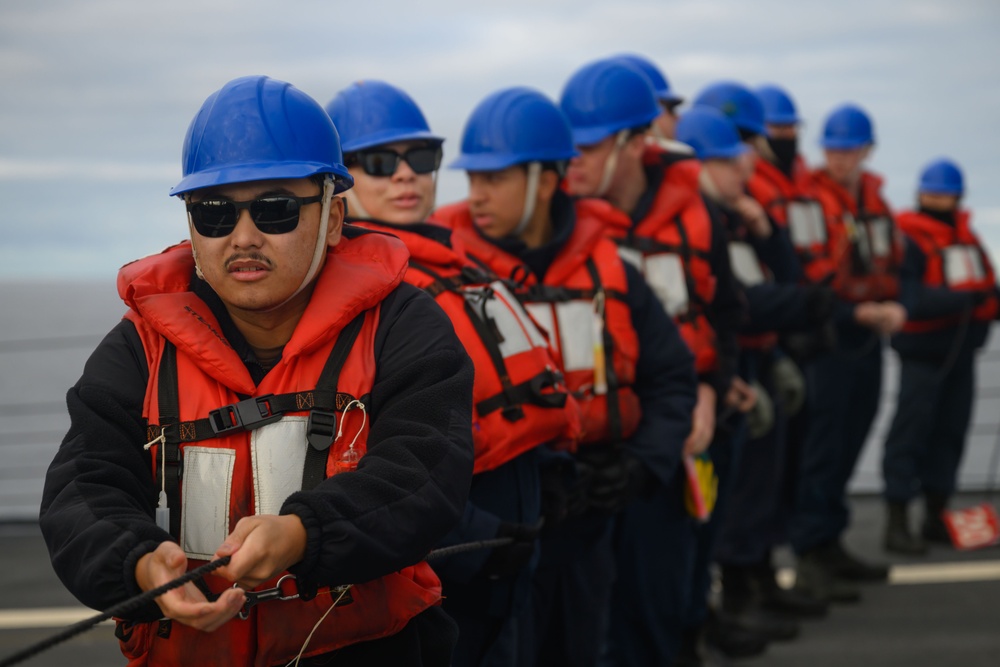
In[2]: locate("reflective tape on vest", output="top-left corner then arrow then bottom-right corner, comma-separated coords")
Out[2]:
787,200 -> 827,248
180,417 -> 317,560
867,216 -> 894,258
464,280 -> 550,358
618,248 -> 690,317
181,446 -> 236,560
728,241 -> 767,287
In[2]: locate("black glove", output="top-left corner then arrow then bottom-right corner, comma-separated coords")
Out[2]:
780,320 -> 837,364
581,448 -> 652,515
479,520 -> 543,580
971,290 -> 991,306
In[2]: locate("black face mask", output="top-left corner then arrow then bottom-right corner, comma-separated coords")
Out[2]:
918,206 -> 957,226
767,136 -> 798,176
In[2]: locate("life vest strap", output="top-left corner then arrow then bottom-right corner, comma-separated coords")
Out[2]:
613,233 -> 711,261
475,368 -> 569,419
521,283 -> 628,304
302,311 -> 368,491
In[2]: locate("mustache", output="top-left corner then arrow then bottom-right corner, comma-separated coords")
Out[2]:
224,252 -> 274,270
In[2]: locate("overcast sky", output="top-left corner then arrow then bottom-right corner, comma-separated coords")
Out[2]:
2,0 -> 999,281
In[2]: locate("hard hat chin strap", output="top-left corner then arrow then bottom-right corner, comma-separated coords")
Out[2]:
595,130 -> 630,199
514,161 -> 542,238
343,188 -> 370,220
262,175 -> 336,313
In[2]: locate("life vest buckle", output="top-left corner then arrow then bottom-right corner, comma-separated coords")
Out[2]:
208,394 -> 282,435
306,409 -> 337,451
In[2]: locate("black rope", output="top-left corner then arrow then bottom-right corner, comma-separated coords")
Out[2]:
0,556 -> 231,667
425,536 -> 513,561
0,536 -> 519,666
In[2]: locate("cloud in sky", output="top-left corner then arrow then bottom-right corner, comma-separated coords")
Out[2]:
1,0 -> 999,278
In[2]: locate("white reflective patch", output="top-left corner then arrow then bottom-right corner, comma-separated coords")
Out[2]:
252,417 -> 308,517
616,246 -> 644,272
556,300 -> 597,371
644,253 -> 689,316
465,281 -> 548,358
943,245 -> 986,286
867,217 -> 893,257
787,201 -> 827,247
181,447 -> 235,560
525,302 -> 555,344
728,242 -> 766,286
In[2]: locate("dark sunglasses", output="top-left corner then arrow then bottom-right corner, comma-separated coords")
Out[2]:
186,193 -> 323,238
347,145 -> 443,178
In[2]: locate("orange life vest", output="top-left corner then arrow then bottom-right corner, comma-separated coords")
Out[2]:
432,199 -> 642,446
601,148 -> 719,374
116,234 -> 442,667
811,169 -> 904,302
748,156 -> 836,285
350,220 -> 582,472
897,209 -> 999,333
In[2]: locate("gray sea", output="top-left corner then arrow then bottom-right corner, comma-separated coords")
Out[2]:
1,280 -> 999,521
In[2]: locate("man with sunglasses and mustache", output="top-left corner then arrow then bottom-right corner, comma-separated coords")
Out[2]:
326,80 -> 583,667
39,75 -> 475,667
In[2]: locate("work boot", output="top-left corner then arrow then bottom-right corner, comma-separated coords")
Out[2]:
922,492 -> 953,544
818,540 -> 889,582
720,565 -> 800,641
884,501 -> 928,555
793,549 -> 862,604
703,610 -> 769,659
749,560 -> 828,618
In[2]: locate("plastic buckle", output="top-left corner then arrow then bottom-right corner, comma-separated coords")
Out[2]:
208,394 -> 282,435
306,410 -> 337,451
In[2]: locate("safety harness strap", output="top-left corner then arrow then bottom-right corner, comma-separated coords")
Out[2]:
301,311 -> 368,491
616,232 -> 711,261
156,342 -> 183,539
475,368 -> 568,417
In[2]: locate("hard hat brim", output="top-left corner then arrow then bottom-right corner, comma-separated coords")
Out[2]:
341,129 -> 444,154
819,138 -> 873,150
449,148 -> 578,172
170,162 -> 353,197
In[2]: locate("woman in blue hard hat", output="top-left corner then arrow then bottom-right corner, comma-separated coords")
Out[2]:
882,158 -> 999,554
327,80 -> 583,667
432,85 -> 698,667
787,103 -> 918,605
39,75 -> 476,666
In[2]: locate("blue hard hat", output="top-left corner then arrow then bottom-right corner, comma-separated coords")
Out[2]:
170,75 -> 352,197
609,53 -> 684,105
918,158 -> 964,196
821,103 -> 875,149
755,84 -> 799,125
325,80 -> 443,153
559,58 -> 661,146
692,81 -> 766,136
676,106 -> 749,161
450,87 -> 578,171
